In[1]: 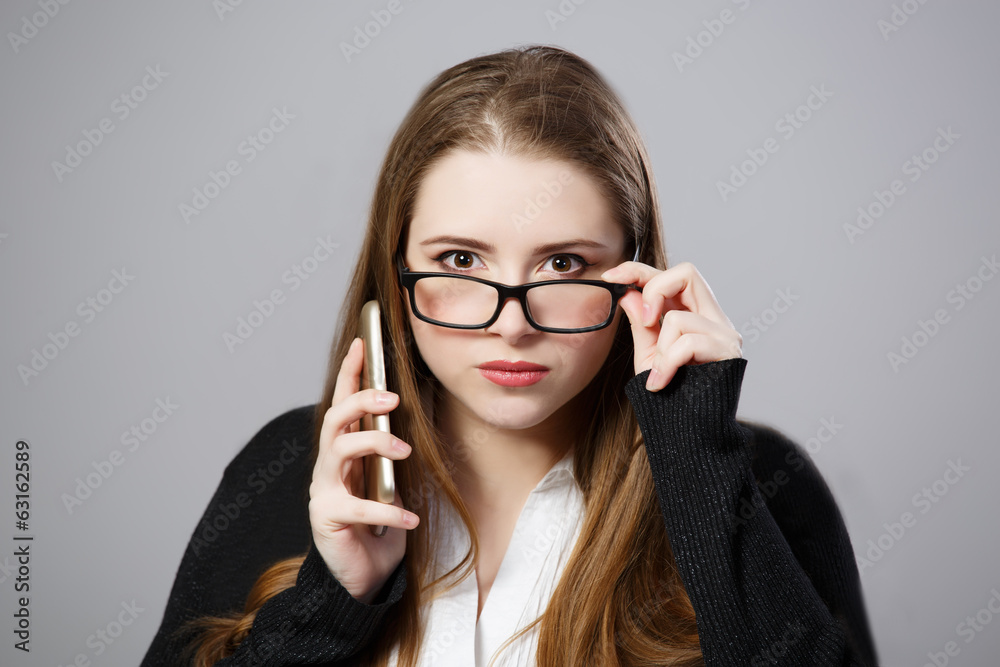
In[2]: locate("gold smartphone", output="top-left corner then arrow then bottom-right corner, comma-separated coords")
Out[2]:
358,300 -> 396,537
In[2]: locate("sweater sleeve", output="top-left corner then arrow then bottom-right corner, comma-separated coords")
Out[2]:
623,359 -> 878,666
139,405 -> 408,666
213,541 -> 407,666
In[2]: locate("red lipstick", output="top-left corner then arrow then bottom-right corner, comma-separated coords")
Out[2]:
477,360 -> 549,387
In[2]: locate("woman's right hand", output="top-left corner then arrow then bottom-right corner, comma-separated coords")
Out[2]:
308,336 -> 419,604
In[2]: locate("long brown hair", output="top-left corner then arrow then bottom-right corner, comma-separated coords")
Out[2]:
183,44 -> 703,666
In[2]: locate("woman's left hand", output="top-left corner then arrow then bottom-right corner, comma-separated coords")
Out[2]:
601,261 -> 743,392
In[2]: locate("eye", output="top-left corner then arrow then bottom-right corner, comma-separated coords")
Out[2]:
437,250 -> 484,271
543,253 -> 591,275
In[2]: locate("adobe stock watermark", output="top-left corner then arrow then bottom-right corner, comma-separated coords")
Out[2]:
799,416 -> 843,457
844,126 -> 959,244
213,0 -> 245,21
191,437 -> 308,556
51,65 -> 169,183
672,358 -> 732,409
448,402 -> 513,464
716,84 -> 833,203
403,402 -> 517,514
730,417 -> 843,534
339,0 -> 411,63
7,0 -> 72,55
886,253 -> 997,373
222,235 -> 340,352
56,600 -> 145,666
621,574 -> 678,638
738,287 -> 799,344
0,556 -> 16,584
517,510 -> 575,569
856,458 -> 970,577
179,106 -> 295,224
17,267 -> 135,387
511,170 -> 574,233
749,621 -> 806,666
544,0 -> 587,31
424,615 -> 476,663
672,0 -> 756,73
61,397 -> 180,515
234,575 -> 342,665
878,0 -> 934,42
921,587 -> 1000,666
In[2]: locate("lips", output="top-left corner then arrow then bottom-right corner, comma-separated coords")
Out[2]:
478,360 -> 549,372
477,360 -> 549,387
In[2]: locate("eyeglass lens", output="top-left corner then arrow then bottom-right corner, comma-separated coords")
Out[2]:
412,276 -> 613,329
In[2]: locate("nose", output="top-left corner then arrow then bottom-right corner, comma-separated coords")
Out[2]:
483,295 -> 537,341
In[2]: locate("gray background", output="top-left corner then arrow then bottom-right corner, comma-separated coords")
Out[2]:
2,1 -> 998,665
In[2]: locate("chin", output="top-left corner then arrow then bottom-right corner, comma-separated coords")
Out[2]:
470,393 -> 556,429
433,383 -> 551,433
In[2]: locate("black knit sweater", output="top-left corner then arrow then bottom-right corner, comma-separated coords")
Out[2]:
140,359 -> 879,666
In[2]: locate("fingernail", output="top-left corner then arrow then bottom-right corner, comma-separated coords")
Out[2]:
376,391 -> 396,404
601,267 -> 619,279
645,368 -> 662,391
392,438 -> 411,453
642,303 -> 652,326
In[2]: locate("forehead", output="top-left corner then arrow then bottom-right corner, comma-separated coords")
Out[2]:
407,149 -> 624,252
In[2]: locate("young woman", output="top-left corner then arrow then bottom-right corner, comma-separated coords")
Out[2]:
142,45 -> 878,666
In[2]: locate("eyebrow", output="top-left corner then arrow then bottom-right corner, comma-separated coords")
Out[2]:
417,235 -> 611,255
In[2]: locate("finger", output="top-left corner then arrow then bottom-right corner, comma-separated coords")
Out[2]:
317,338 -> 365,473
325,388 -> 400,445
629,308 -> 739,379
313,429 -> 407,501
646,311 -> 743,390
616,288 -> 658,362
316,396 -> 404,489
341,444 -> 405,503
646,334 -> 742,392
603,261 -> 730,328
316,384 -> 399,486
652,310 -> 740,363
333,430 -> 410,486
331,337 -> 365,406
644,263 -> 731,328
316,494 -> 419,533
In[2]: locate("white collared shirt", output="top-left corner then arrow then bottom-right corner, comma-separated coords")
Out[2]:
388,449 -> 584,666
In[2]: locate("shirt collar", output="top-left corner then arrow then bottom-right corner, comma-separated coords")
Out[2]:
532,448 -> 577,494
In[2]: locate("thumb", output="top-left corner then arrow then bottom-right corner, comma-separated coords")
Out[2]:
617,290 -> 658,374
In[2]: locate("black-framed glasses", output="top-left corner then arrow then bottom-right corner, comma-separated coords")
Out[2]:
395,244 -> 640,334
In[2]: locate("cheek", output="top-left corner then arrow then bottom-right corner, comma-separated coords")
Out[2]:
583,312 -> 626,370
550,327 -> 618,378
404,302 -> 437,370
405,296 -> 434,346
406,308 -> 468,376
407,313 -> 438,361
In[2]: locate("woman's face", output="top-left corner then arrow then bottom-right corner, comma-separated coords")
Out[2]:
401,149 -> 628,434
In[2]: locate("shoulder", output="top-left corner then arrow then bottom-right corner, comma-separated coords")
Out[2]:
735,420 -> 877,661
738,420 -> 825,491
738,419 -> 829,502
738,420 -> 812,478
736,418 -> 852,549
220,403 -> 318,483
162,404 -> 321,620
